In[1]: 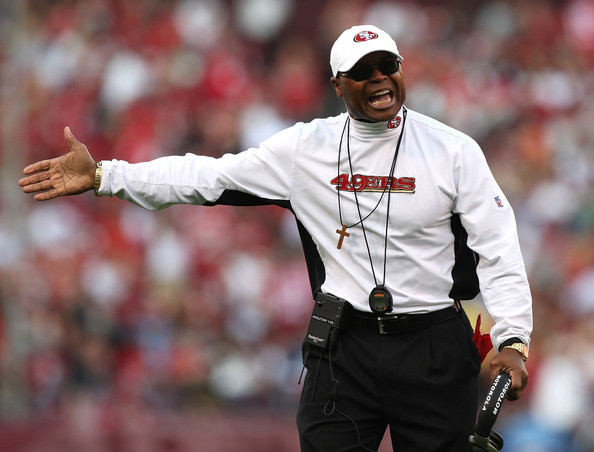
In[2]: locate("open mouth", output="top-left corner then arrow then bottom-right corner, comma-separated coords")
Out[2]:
368,89 -> 393,106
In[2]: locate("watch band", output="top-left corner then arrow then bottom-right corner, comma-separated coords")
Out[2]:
94,161 -> 103,196
503,342 -> 529,361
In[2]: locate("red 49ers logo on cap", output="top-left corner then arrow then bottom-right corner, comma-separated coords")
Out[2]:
354,31 -> 378,42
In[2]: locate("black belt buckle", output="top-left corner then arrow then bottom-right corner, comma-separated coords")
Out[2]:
377,314 -> 410,334
378,317 -> 387,334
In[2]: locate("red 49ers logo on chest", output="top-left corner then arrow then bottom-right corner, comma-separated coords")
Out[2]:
388,116 -> 401,129
331,174 -> 415,193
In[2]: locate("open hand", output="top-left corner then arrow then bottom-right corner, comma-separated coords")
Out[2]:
19,127 -> 97,200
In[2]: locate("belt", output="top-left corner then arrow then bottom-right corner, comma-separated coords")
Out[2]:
350,305 -> 459,335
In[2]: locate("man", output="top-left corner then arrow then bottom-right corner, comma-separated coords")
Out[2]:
20,25 -> 531,452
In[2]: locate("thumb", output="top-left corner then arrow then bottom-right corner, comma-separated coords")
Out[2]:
64,126 -> 82,151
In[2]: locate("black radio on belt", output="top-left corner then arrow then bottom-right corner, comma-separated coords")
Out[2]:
304,293 -> 353,350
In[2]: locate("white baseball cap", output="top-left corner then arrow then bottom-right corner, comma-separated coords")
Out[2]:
330,25 -> 403,77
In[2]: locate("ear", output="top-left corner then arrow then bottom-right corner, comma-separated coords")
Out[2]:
331,77 -> 343,98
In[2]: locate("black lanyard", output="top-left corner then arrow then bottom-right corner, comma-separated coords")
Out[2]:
336,107 -> 407,314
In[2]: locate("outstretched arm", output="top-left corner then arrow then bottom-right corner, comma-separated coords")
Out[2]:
19,127 -> 96,201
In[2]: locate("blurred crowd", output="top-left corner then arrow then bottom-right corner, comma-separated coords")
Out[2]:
1,0 -> 593,451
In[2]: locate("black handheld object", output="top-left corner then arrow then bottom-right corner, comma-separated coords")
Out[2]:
469,372 -> 511,451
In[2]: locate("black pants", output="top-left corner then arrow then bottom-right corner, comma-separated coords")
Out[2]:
296,309 -> 480,452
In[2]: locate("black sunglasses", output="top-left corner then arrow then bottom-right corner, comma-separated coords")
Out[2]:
338,59 -> 402,82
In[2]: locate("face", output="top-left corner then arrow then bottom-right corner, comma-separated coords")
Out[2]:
331,51 -> 406,123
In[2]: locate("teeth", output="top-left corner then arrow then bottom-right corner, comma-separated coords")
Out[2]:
369,89 -> 392,105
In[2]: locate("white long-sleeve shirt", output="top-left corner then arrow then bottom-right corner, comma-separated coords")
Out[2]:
97,106 -> 532,349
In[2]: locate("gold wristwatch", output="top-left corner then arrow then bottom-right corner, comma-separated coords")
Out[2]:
503,342 -> 529,361
94,161 -> 103,196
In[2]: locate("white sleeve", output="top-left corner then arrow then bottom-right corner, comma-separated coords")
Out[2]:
97,127 -> 296,210
453,138 -> 533,349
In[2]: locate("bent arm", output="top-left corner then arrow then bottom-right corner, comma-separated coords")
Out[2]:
453,139 -> 532,349
453,138 -> 532,400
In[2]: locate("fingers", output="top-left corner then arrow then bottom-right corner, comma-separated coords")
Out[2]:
505,371 -> 524,400
22,160 -> 51,176
491,368 -> 526,401
20,175 -> 61,201
488,368 -> 521,400
19,167 -> 63,200
19,170 -> 49,187
508,367 -> 529,400
19,169 -> 51,193
505,374 -> 521,401
21,178 -> 52,193
33,190 -> 60,201
19,170 -> 59,200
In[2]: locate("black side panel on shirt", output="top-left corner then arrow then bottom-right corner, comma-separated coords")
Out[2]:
294,219 -> 326,296
204,190 -> 291,208
204,189 -> 326,296
449,213 -> 480,301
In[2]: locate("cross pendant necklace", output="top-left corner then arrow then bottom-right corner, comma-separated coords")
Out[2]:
336,224 -> 350,249
335,110 -> 406,253
334,118 -> 394,251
